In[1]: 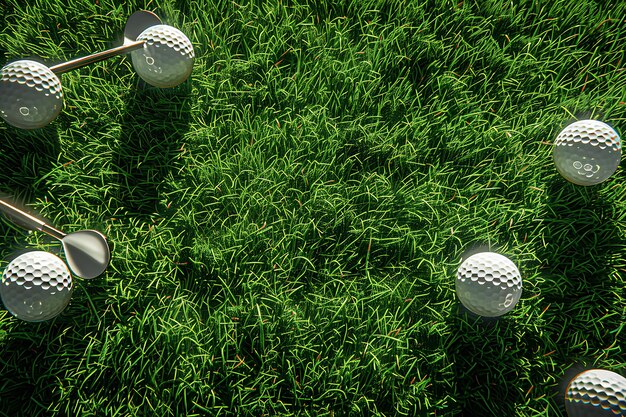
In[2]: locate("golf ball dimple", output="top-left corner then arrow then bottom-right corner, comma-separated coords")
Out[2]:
131,25 -> 194,88
553,120 -> 621,186
565,369 -> 626,417
0,60 -> 63,129
455,252 -> 522,317
0,251 -> 73,322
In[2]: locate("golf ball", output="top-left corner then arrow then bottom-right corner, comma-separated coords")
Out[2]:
456,252 -> 522,317
0,251 -> 73,322
565,369 -> 626,417
553,120 -> 621,186
0,60 -> 63,129
131,24 -> 194,88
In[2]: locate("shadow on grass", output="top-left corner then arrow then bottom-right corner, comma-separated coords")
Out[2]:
536,178 -> 625,349
71,81 -> 195,319
175,256 -> 228,311
533,177 -> 626,415
0,311 -> 75,416
0,125 -> 60,198
445,311 -> 543,417
112,81 -> 192,216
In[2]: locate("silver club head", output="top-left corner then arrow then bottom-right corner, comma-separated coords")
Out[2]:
61,230 -> 111,279
124,10 -> 162,45
0,198 -> 110,279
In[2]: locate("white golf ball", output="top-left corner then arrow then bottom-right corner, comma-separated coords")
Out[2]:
565,369 -> 626,417
0,251 -> 73,322
456,252 -> 522,317
0,60 -> 63,129
131,24 -> 194,88
553,120 -> 621,186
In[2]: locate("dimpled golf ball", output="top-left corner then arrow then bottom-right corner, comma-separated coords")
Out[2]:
565,369 -> 626,417
553,120 -> 622,186
0,60 -> 63,129
456,252 -> 522,317
0,251 -> 73,322
131,24 -> 194,88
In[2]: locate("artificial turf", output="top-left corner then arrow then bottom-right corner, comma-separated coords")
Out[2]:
1,0 -> 625,415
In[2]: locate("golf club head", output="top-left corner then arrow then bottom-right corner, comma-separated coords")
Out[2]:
124,10 -> 162,45
61,230 -> 111,279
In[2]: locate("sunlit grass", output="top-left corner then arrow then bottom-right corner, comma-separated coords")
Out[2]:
1,0 -> 625,416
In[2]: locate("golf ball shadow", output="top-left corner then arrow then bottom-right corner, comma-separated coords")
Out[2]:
0,60 -> 63,129
0,250 -> 73,322
131,24 -> 194,88
455,302 -> 502,326
113,80 -> 193,215
445,301 -> 541,416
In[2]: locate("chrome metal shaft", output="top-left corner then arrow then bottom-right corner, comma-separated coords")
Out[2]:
0,199 -> 67,240
49,40 -> 144,74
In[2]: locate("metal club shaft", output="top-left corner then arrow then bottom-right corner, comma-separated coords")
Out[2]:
0,199 -> 67,240
48,40 -> 144,74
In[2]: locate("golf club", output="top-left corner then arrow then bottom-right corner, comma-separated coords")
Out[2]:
0,199 -> 110,279
0,10 -> 194,129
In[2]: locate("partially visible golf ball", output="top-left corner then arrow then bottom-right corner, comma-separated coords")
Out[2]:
456,252 -> 522,317
553,120 -> 621,186
0,60 -> 63,129
565,369 -> 626,417
0,251 -> 73,322
131,25 -> 194,88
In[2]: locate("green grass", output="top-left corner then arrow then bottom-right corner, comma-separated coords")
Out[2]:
1,0 -> 626,415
